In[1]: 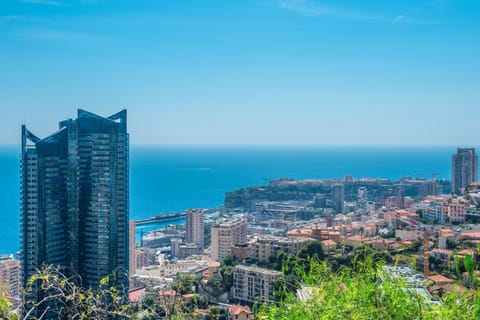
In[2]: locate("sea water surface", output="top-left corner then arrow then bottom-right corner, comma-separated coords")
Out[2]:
0,145 -> 458,254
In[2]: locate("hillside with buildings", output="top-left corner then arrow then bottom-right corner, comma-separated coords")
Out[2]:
4,141 -> 480,319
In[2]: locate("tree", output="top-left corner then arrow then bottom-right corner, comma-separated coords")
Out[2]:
275,252 -> 296,274
454,255 -> 464,278
415,209 -> 423,218
297,241 -> 325,261
206,277 -> 223,291
19,264 -> 131,320
141,294 -> 166,319
172,274 -> 197,295
463,255 -> 475,285
205,306 -> 226,320
272,273 -> 298,301
219,266 -> 236,292
268,253 -> 278,266
410,240 -> 422,253
221,254 -> 237,267
447,238 -> 458,250
219,255 -> 239,291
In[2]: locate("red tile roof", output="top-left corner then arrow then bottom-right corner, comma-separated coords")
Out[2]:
427,274 -> 454,284
322,240 -> 337,247
228,305 -> 253,316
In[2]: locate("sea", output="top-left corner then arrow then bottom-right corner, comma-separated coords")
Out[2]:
0,145 -> 461,255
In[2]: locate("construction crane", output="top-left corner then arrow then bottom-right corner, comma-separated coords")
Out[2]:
431,173 -> 439,196
423,230 -> 430,277
261,177 -> 270,187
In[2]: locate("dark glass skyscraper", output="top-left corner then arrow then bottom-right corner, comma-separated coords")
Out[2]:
20,109 -> 129,303
452,148 -> 478,192
332,183 -> 345,214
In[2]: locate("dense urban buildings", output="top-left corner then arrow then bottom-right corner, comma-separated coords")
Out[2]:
186,208 -> 204,250
13,120 -> 480,318
20,109 -> 129,309
135,247 -> 157,270
210,217 -> 248,261
452,148 -> 478,192
171,238 -> 201,259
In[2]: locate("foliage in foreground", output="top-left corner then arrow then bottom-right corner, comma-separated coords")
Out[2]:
256,256 -> 480,320
0,294 -> 18,320
0,265 -> 131,320
0,266 -> 211,320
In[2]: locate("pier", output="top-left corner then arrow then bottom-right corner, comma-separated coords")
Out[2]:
135,212 -> 186,225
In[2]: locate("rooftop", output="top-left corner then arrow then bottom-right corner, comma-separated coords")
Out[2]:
427,274 -> 454,284
228,305 -> 253,316
208,261 -> 221,268
322,240 -> 337,247
236,264 -> 282,276
431,248 -> 453,255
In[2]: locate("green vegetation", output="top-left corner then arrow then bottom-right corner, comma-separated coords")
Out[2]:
3,244 -> 478,319
204,224 -> 212,248
256,256 -> 480,320
0,265 -> 131,320
172,274 -> 198,295
0,295 -> 18,320
218,254 -> 238,292
224,184 -> 325,209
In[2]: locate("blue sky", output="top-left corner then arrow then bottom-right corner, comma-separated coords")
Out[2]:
0,0 -> 479,146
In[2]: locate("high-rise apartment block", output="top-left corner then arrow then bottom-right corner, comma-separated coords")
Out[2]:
452,148 -> 478,192
20,110 -> 129,300
186,208 -> 204,251
210,218 -> 247,261
0,255 -> 20,306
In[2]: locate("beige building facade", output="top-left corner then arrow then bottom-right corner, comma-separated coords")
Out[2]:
0,255 -> 20,303
211,218 -> 247,261
186,209 -> 204,250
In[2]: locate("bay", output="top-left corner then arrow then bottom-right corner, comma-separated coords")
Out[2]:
0,145 -> 460,255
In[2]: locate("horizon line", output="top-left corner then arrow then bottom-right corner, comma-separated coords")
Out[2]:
0,143 -> 478,147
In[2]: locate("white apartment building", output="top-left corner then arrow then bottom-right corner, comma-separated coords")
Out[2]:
233,265 -> 281,303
